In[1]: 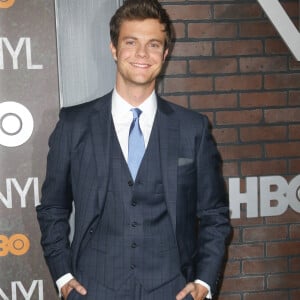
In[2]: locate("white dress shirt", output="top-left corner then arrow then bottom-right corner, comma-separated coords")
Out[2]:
111,89 -> 157,161
56,89 -> 211,298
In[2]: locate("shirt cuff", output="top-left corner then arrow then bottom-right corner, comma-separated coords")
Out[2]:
194,279 -> 212,299
56,273 -> 74,298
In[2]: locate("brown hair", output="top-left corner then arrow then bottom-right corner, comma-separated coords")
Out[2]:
110,0 -> 172,50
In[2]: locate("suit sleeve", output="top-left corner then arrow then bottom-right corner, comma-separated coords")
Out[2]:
36,109 -> 74,282
195,116 -> 231,294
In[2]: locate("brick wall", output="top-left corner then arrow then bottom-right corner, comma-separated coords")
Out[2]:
160,0 -> 300,299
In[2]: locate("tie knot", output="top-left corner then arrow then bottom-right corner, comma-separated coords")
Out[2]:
131,108 -> 142,120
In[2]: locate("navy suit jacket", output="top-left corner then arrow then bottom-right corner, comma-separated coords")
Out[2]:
36,92 -> 230,295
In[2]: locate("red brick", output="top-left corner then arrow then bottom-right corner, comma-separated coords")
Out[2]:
224,260 -> 241,277
231,227 -> 241,244
172,41 -> 212,57
216,109 -> 263,125
222,162 -> 239,177
240,57 -> 287,73
219,144 -> 262,160
290,257 -> 300,272
291,289 -> 300,300
265,39 -> 290,55
166,5 -> 211,21
164,95 -> 188,108
289,124 -> 300,139
188,22 -> 237,39
218,294 -> 241,300
215,75 -> 262,91
240,126 -> 287,142
243,258 -> 288,274
289,159 -> 300,174
241,160 -> 287,176
266,208 -> 300,224
221,276 -> 264,293
215,40 -> 263,56
228,244 -> 264,260
239,21 -> 277,37
266,241 -> 300,257
289,57 -> 300,71
243,225 -> 288,242
190,94 -> 237,110
265,108 -> 300,123
265,142 -> 300,158
171,22 -> 185,39
163,60 -> 187,75
213,128 -> 238,144
201,111 -> 214,124
240,92 -> 287,108
265,73 -> 300,89
164,77 -> 212,93
289,91 -> 300,106
230,214 -> 264,227
290,224 -> 300,239
281,1 -> 299,18
268,273 -> 300,289
244,291 -> 289,300
214,3 -> 262,19
190,58 -> 237,75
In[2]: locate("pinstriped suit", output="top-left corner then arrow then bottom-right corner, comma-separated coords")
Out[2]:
36,92 -> 230,299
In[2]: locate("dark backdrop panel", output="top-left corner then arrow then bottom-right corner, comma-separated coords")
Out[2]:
0,0 -> 59,298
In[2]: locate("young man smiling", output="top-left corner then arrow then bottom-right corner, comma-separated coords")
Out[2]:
37,1 -> 230,299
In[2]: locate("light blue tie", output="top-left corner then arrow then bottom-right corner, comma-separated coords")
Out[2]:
128,108 -> 145,180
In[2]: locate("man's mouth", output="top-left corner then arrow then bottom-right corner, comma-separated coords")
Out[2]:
131,63 -> 151,68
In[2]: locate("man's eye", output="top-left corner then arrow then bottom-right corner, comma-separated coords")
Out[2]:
149,43 -> 160,48
126,40 -> 135,45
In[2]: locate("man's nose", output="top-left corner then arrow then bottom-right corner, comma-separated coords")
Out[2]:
135,44 -> 149,58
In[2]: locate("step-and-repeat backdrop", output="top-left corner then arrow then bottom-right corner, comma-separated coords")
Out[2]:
0,0 -> 59,298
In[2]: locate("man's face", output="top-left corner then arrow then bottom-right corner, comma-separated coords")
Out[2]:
110,18 -> 169,90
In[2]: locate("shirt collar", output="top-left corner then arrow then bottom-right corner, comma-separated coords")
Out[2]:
111,88 -> 157,124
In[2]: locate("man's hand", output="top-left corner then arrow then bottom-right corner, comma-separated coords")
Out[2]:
61,278 -> 87,299
176,282 -> 208,300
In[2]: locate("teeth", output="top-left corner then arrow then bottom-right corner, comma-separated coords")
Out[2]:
132,63 -> 149,68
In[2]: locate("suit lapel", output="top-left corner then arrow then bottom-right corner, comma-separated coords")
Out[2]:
90,94 -> 112,207
157,97 -> 179,234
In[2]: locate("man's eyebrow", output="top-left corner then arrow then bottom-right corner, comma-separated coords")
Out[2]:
121,37 -> 164,44
122,36 -> 138,40
148,39 -> 164,44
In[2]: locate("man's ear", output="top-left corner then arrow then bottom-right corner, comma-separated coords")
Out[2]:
110,42 -> 117,61
163,48 -> 169,61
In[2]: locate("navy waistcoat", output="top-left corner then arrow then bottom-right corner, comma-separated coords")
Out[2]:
78,117 -> 181,291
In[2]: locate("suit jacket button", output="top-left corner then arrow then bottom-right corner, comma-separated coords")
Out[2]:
128,180 -> 134,186
131,221 -> 137,227
131,242 -> 137,248
131,200 -> 137,206
130,264 -> 136,270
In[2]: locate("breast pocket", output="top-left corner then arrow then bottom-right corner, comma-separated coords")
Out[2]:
177,158 -> 196,185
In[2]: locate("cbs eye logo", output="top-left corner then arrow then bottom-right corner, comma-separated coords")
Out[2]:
0,101 -> 34,147
0,234 -> 30,256
0,0 -> 15,9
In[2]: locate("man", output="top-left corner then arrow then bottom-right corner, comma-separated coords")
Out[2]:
36,0 -> 230,299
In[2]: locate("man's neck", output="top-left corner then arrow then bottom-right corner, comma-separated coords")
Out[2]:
115,81 -> 156,107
